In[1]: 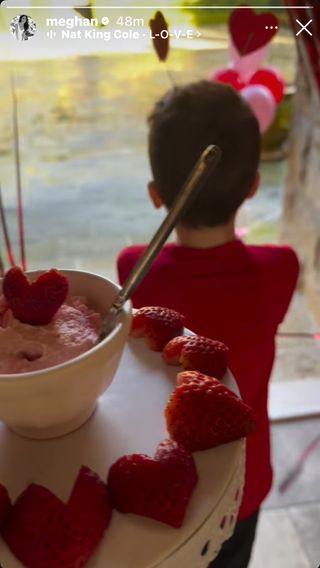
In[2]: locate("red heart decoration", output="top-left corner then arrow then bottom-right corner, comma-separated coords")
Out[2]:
229,7 -> 279,55
108,439 -> 198,528
1,467 -> 112,568
249,67 -> 285,103
149,11 -> 170,62
3,267 -> 69,325
211,68 -> 246,91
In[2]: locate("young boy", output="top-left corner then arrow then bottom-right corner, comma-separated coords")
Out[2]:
117,81 -> 299,568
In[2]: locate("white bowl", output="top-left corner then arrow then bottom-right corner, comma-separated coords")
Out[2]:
0,270 -> 132,439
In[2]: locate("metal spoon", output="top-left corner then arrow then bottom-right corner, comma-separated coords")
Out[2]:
100,144 -> 222,339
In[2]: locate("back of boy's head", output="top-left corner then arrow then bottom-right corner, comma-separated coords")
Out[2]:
148,80 -> 260,228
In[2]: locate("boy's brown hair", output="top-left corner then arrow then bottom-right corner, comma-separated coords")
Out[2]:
148,80 -> 260,228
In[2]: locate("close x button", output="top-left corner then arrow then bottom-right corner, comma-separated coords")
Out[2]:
295,18 -> 313,36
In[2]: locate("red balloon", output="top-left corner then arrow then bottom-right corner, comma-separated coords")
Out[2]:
210,68 -> 245,91
249,67 -> 285,104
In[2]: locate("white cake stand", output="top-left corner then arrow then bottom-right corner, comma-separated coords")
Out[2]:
0,338 -> 245,567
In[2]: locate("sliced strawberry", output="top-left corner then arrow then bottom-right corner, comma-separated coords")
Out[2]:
163,335 -> 229,379
2,484 -> 66,568
130,306 -> 185,351
3,267 -> 69,325
165,371 -> 257,452
0,484 -> 11,528
2,467 -> 112,568
108,439 -> 198,528
67,466 -> 113,550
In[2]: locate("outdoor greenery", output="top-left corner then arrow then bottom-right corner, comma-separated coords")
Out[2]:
183,0 -> 290,26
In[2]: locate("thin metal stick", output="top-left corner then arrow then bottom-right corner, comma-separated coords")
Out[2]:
0,185 -> 16,267
279,434 -> 320,493
239,31 -> 255,57
0,247 -> 4,277
277,332 -> 320,339
11,74 -> 26,271
164,62 -> 175,87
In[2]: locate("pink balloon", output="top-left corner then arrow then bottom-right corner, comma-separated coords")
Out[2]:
249,67 -> 285,104
210,67 -> 245,91
229,39 -> 269,83
241,85 -> 276,133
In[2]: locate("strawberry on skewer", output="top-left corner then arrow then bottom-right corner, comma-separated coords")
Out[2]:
3,267 -> 69,325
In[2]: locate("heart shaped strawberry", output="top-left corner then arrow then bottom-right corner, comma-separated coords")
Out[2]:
0,484 -> 11,528
108,439 -> 198,528
3,267 -> 69,325
229,7 -> 279,55
165,371 -> 257,452
1,466 -> 112,568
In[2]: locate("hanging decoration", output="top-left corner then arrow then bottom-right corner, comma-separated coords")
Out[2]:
149,11 -> 175,87
210,7 -> 285,134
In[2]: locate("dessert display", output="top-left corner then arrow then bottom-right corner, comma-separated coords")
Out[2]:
0,291 -> 256,567
0,268 -> 102,374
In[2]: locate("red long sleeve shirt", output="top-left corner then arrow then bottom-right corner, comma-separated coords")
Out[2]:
117,240 -> 299,519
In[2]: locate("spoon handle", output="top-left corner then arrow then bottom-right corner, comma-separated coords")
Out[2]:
102,144 -> 221,336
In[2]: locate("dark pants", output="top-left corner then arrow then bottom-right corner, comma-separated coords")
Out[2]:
208,511 -> 259,568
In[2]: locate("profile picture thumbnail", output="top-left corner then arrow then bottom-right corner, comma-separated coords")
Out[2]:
10,14 -> 36,41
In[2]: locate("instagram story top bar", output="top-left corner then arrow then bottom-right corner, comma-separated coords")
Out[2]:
3,5 -> 315,9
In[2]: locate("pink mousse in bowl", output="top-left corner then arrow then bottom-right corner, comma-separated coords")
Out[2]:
0,295 -> 102,374
0,270 -> 132,439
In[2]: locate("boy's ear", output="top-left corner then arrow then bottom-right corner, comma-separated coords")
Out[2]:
148,181 -> 163,209
247,172 -> 260,199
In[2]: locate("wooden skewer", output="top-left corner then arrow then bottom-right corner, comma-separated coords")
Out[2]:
277,332 -> 320,339
0,247 -> 4,277
163,62 -> 176,88
11,75 -> 26,271
0,185 -> 16,268
279,434 -> 320,493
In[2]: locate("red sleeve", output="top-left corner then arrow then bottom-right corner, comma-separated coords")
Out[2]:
252,245 -> 299,326
269,246 -> 300,324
